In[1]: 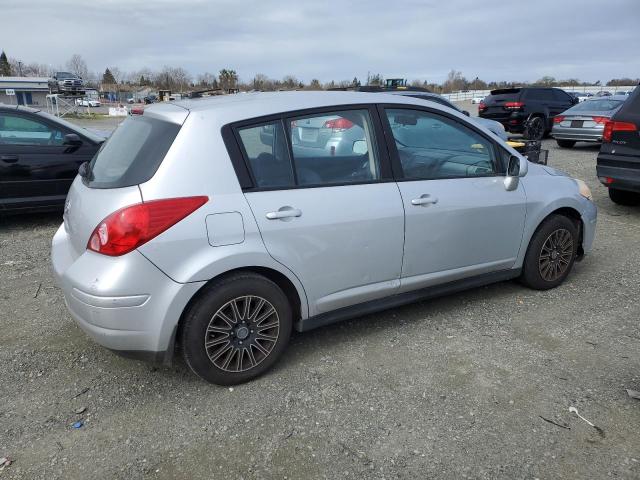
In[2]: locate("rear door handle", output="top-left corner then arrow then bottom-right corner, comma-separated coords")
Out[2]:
1,155 -> 18,163
411,195 -> 438,206
265,208 -> 302,220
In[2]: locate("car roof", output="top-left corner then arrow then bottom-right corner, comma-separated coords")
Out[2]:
164,91 -> 460,122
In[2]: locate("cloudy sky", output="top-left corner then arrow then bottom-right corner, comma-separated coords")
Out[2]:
3,0 -> 639,83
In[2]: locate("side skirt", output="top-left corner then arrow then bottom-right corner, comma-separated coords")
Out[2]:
295,269 -> 521,332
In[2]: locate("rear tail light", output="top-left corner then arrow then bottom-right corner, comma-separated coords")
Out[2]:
323,118 -> 354,131
554,116 -> 565,124
598,176 -> 614,185
603,120 -> 637,142
87,196 -> 208,256
592,116 -> 609,124
478,102 -> 487,112
504,102 -> 525,110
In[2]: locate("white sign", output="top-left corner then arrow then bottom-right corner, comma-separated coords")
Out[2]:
5,89 -> 15,96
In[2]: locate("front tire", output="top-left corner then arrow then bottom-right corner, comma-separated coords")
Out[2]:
181,272 -> 292,385
609,188 -> 640,206
520,215 -> 578,290
556,139 -> 576,148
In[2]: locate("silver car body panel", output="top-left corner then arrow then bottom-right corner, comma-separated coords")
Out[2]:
51,91 -> 597,359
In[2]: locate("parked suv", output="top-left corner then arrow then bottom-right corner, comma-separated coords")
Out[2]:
596,87 -> 640,205
48,72 -> 85,95
51,92 -> 597,385
479,87 -> 577,140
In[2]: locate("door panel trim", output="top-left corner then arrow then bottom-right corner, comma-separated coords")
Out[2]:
296,268 -> 521,332
315,278 -> 400,314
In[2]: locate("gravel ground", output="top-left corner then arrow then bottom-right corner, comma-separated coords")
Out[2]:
1,117 -> 639,479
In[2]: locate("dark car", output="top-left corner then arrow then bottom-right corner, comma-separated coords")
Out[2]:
0,104 -> 104,214
596,88 -> 640,205
48,72 -> 85,95
479,87 -> 577,140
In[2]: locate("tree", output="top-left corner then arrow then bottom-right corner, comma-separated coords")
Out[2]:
282,75 -> 298,90
367,73 -> 383,86
102,68 -> 116,85
0,51 -> 12,76
352,77 -> 361,87
308,79 -> 322,90
66,54 -> 88,79
442,69 -> 467,93
534,76 -> 557,86
197,72 -> 219,89
219,69 -> 238,91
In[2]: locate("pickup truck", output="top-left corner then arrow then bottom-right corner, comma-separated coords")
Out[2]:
48,72 -> 85,95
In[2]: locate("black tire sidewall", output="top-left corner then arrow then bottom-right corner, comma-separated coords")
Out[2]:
609,188 -> 640,206
521,215 -> 578,290
181,273 -> 292,385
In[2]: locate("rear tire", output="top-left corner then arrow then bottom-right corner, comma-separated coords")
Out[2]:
556,139 -> 576,148
609,188 -> 640,206
524,116 -> 546,141
520,215 -> 578,290
181,272 -> 292,385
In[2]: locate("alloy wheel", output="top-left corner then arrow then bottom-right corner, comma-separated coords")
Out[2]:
204,295 -> 280,372
538,228 -> 573,282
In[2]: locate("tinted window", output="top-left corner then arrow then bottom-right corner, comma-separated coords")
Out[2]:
385,108 -> 496,180
238,121 -> 294,188
287,109 -> 380,186
526,89 -> 554,101
410,94 -> 459,111
87,115 -> 180,189
553,89 -> 572,102
0,113 -> 66,146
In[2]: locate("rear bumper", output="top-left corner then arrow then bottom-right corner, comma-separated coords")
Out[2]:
51,223 -> 204,361
597,154 -> 640,192
479,112 -> 526,133
552,126 -> 603,142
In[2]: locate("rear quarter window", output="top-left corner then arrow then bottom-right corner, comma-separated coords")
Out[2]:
86,115 -> 181,189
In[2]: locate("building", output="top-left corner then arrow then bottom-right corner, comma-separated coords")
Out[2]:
0,77 -> 50,106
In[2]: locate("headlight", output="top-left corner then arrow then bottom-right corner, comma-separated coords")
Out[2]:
575,179 -> 593,201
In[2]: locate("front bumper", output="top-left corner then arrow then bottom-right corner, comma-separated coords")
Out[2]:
51,223 -> 204,361
580,198 -> 598,255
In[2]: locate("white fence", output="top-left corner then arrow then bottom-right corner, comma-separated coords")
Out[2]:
442,85 -> 637,102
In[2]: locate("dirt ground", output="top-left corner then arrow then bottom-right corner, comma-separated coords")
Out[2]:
0,111 -> 639,479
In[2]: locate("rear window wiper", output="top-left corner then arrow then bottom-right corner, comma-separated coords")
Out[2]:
78,161 -> 94,181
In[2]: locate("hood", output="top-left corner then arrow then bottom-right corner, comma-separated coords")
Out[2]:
541,165 -> 570,177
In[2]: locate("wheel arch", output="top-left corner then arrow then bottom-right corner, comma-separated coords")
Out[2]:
526,206 -> 585,260
170,265 -> 306,363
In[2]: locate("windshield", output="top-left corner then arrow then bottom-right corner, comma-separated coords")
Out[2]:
569,99 -> 624,112
86,115 -> 181,188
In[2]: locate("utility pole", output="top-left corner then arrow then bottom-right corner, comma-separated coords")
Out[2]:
18,61 -> 23,76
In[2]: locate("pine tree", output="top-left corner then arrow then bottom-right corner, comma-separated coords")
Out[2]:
0,51 -> 12,76
102,68 -> 116,84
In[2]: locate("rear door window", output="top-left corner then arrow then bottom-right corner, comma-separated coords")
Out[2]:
286,109 -> 380,186
87,115 -> 181,189
526,89 -> 554,101
237,121 -> 295,188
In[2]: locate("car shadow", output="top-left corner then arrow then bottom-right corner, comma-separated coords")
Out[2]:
0,210 -> 62,229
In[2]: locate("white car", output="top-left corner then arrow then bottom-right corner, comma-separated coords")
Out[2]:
75,99 -> 101,107
471,96 -> 485,104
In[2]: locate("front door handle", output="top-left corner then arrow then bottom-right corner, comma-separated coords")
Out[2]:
411,194 -> 438,206
265,207 -> 302,220
0,155 -> 18,163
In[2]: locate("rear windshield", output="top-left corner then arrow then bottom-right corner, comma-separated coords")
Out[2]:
485,88 -> 521,103
570,99 -> 624,112
86,115 -> 181,189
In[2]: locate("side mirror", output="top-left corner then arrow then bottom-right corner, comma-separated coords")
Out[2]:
63,133 -> 83,146
352,139 -> 368,155
504,155 -> 528,191
463,110 -> 470,117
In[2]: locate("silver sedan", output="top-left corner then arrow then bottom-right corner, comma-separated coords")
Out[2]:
552,95 -> 627,148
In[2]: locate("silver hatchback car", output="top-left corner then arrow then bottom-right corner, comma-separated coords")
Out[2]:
52,92 -> 597,385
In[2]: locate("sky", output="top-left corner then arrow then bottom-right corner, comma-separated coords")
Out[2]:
2,0 -> 639,84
